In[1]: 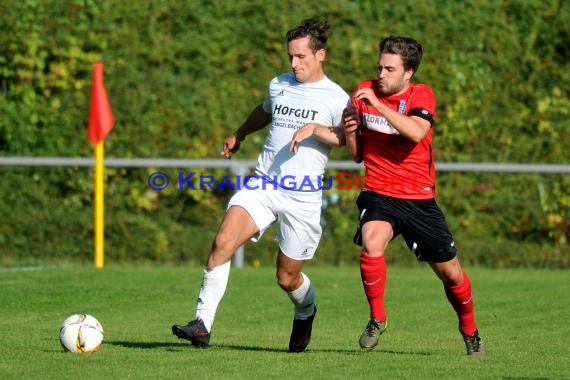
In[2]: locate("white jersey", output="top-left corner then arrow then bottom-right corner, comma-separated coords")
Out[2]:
255,72 -> 349,191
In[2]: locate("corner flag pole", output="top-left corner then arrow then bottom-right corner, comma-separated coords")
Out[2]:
87,62 -> 115,269
94,141 -> 105,268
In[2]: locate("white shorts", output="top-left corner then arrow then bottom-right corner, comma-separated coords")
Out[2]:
227,176 -> 322,260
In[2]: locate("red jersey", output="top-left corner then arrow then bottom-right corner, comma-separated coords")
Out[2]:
352,81 -> 437,199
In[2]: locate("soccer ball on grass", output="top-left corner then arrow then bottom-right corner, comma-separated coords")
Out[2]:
59,313 -> 104,353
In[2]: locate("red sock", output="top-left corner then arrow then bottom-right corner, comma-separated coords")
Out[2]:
444,270 -> 477,335
360,252 -> 387,321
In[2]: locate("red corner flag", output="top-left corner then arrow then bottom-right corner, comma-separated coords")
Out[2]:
87,62 -> 115,144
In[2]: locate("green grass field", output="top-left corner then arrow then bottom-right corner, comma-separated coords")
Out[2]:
1,264 -> 568,379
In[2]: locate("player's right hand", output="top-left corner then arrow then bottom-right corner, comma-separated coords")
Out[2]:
221,133 -> 241,159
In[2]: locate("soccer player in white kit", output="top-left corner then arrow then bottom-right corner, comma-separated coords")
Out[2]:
172,19 -> 349,352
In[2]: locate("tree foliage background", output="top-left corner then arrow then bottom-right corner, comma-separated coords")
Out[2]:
0,0 -> 568,267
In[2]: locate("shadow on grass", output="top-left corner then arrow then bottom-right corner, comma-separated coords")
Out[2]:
105,340 -> 285,352
105,340 -> 431,356
106,340 -> 186,350
216,345 -> 431,356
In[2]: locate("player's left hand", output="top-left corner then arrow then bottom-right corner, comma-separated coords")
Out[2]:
354,88 -> 380,109
289,123 -> 316,153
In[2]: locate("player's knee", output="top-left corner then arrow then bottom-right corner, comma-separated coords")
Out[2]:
362,239 -> 385,256
436,263 -> 463,285
276,271 -> 298,291
448,268 -> 465,285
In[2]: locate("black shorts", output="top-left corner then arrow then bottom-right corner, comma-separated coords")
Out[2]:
353,190 -> 457,263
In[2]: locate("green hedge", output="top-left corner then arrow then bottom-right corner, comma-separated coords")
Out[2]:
0,0 -> 568,267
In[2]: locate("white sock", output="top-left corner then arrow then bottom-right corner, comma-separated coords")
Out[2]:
287,272 -> 315,319
195,261 -> 231,332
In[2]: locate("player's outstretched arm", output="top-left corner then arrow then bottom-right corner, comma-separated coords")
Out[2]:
289,123 -> 345,154
354,88 -> 430,143
222,104 -> 272,159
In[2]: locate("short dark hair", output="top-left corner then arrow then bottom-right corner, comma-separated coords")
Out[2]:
380,36 -> 423,73
286,18 -> 331,53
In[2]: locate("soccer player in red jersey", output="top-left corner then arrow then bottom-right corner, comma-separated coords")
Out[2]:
342,36 -> 485,355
